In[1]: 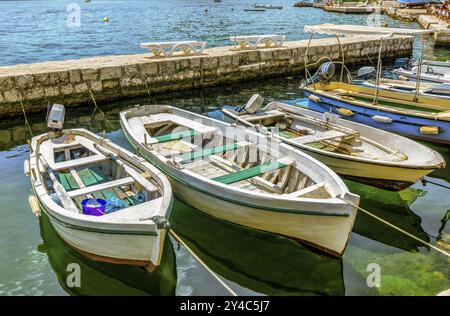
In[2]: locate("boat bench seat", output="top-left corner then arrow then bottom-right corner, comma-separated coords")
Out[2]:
283,181 -> 326,198
212,159 -> 289,185
58,166 -> 142,210
67,177 -> 135,198
133,114 -> 217,145
153,129 -> 200,143
240,111 -> 285,123
52,154 -> 106,171
178,141 -> 248,162
289,130 -> 354,145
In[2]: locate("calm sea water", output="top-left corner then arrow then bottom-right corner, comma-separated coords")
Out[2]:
0,0 -> 449,296
0,0 -> 448,66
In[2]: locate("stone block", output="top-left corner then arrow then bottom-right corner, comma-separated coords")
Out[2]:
218,55 -> 233,67
201,56 -> 219,69
60,84 -> 74,95
123,65 -> 138,76
189,57 -> 202,68
69,70 -> 82,83
99,67 -> 122,80
140,63 -> 158,75
81,68 -> 99,81
159,61 -> 176,75
0,77 -> 15,91
90,80 -> 102,91
74,82 -> 88,93
102,79 -> 119,90
44,86 -> 60,97
277,49 -> 291,60
3,89 -> 20,102
15,75 -> 34,89
25,87 -> 44,99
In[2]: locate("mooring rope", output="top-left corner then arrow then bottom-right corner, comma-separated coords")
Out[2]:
168,229 -> 238,296
19,93 -> 33,138
338,195 -> 450,258
88,88 -> 114,129
141,74 -> 153,103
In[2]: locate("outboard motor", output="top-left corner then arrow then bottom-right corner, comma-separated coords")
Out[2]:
300,61 -> 335,88
46,103 -> 65,138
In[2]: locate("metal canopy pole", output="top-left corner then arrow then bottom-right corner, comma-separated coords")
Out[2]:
304,33 -> 314,88
373,37 -> 384,105
413,36 -> 425,103
335,35 -> 345,83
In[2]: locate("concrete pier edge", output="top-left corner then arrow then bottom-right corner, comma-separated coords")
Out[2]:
0,36 -> 413,118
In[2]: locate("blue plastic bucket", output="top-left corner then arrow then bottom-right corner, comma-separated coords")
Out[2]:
81,198 -> 106,216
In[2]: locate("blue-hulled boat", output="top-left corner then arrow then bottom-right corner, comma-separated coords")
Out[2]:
396,0 -> 438,6
302,82 -> 450,145
300,24 -> 449,145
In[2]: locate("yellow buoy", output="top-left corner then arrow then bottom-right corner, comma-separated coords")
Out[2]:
419,126 -> 440,135
103,17 -> 109,22
337,108 -> 354,116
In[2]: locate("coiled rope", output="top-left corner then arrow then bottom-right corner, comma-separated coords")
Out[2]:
169,229 -> 238,296
339,195 -> 450,258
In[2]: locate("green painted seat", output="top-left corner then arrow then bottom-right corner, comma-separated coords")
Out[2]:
154,129 -> 199,143
179,142 -> 242,162
212,160 -> 287,185
58,173 -> 79,191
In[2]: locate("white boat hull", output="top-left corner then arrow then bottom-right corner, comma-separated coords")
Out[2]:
35,194 -> 166,271
299,149 -> 432,191
49,214 -> 164,268
168,176 -> 357,256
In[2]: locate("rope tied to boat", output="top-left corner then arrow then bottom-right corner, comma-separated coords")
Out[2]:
18,91 -> 33,138
139,215 -> 169,229
169,229 -> 238,296
88,88 -> 114,130
338,195 -> 450,258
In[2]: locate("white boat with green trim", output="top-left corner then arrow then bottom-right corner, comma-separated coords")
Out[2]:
222,98 -> 446,191
120,104 -> 360,256
25,106 -> 172,271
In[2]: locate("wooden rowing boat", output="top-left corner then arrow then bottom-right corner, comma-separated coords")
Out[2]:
222,99 -> 446,191
303,82 -> 450,144
120,104 -> 360,257
25,128 -> 172,271
359,79 -> 450,100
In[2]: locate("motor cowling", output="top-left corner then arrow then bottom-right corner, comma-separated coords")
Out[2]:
300,61 -> 336,88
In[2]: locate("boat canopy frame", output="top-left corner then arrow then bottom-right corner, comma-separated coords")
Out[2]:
302,24 -> 436,104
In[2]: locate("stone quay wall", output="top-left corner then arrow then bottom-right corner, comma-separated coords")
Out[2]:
0,36 -> 414,118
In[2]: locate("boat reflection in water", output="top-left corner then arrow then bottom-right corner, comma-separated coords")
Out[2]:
170,199 -> 376,296
38,212 -> 177,296
347,180 -> 430,252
